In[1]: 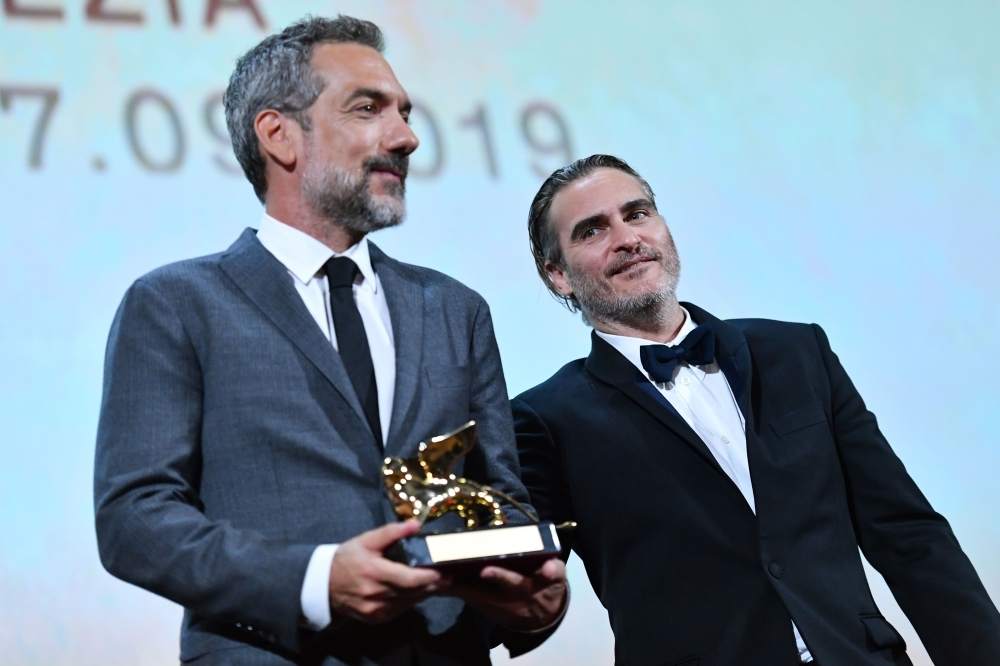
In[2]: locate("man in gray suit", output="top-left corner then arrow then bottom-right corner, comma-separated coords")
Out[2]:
94,15 -> 567,666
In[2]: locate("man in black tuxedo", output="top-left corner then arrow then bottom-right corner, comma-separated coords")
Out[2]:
511,154 -> 1000,665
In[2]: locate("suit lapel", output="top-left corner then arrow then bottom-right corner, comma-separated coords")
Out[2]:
685,303 -> 772,516
585,331 -> 730,479
219,228 -> 371,433
683,302 -> 756,435
368,242 -> 424,455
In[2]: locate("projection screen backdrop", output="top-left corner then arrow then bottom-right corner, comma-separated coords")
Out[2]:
2,2 -> 999,664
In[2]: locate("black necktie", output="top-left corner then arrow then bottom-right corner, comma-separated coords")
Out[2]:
639,322 -> 716,384
324,256 -> 382,448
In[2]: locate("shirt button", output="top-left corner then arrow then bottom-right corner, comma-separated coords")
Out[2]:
680,376 -> 690,386
721,436 -> 730,445
768,563 -> 783,579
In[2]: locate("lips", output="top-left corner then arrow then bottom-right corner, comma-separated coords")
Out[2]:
365,155 -> 409,181
372,168 -> 402,180
611,256 -> 653,275
606,253 -> 659,278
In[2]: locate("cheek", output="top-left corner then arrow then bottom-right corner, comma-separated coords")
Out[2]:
642,224 -> 673,250
587,254 -> 611,277
317,126 -> 371,161
567,247 -> 610,281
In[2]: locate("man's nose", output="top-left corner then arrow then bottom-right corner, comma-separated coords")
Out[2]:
608,218 -> 642,252
383,110 -> 419,156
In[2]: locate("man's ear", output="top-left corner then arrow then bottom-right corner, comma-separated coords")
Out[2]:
254,109 -> 302,170
545,260 -> 574,298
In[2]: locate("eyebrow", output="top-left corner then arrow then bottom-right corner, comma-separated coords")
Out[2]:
344,87 -> 412,114
620,198 -> 656,215
569,213 -> 609,242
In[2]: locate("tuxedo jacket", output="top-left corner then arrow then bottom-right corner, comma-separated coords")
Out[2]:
512,303 -> 1000,666
94,229 -> 541,665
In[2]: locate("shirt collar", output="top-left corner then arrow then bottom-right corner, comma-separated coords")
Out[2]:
595,307 -> 707,381
256,212 -> 378,292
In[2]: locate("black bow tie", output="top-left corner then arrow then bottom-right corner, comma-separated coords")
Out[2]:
639,322 -> 716,384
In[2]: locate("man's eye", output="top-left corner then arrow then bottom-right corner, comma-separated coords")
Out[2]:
359,103 -> 377,114
582,227 -> 599,239
627,210 -> 648,221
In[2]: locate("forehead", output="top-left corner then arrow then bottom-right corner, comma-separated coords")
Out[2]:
310,42 -> 406,100
549,168 -> 650,230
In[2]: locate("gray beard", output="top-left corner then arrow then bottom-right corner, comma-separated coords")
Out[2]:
567,245 -> 681,331
302,161 -> 406,234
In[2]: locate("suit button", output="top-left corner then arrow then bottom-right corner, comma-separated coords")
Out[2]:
768,563 -> 783,579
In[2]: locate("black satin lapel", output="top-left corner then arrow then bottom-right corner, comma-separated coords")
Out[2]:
585,332 -> 729,479
620,376 -> 732,479
730,342 -> 757,434
685,303 -> 766,503
368,243 -> 424,455
219,229 -> 370,432
717,356 -> 743,403
634,378 -> 683,420
684,302 -> 756,433
718,353 -> 753,429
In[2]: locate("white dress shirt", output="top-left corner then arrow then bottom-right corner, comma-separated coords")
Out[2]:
596,309 -> 813,663
256,212 -> 396,631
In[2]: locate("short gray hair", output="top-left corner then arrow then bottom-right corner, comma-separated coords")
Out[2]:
224,15 -> 385,203
527,154 -> 656,311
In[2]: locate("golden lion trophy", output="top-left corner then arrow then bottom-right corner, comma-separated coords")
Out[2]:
382,421 -> 565,574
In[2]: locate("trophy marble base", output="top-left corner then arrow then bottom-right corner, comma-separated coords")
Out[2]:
386,521 -> 562,576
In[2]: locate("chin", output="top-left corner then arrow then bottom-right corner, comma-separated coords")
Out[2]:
615,286 -> 658,303
373,196 -> 404,217
372,179 -> 405,199
613,272 -> 672,299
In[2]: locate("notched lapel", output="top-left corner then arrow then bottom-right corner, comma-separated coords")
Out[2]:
585,332 -> 729,479
369,243 -> 424,455
219,228 -> 371,433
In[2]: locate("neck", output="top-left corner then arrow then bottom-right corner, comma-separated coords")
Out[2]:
265,199 -> 365,254
590,296 -> 686,343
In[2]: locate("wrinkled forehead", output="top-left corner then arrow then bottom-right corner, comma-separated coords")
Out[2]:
310,41 -> 408,102
549,168 -> 651,233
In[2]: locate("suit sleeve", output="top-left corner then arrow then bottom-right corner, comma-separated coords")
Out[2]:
511,397 -> 576,542
464,298 -> 534,517
814,323 -> 1000,665
464,300 -> 567,656
94,278 -> 316,653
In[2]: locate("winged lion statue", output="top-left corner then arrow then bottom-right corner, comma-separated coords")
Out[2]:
381,421 -> 537,529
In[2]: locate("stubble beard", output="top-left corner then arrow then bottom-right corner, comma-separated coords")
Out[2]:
567,238 -> 681,332
301,152 -> 409,235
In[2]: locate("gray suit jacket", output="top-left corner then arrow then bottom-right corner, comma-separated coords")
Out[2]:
94,228 -> 539,665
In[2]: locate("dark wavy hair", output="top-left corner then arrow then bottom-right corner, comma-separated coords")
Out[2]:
527,154 -> 656,311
